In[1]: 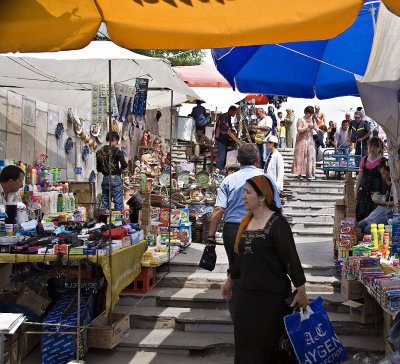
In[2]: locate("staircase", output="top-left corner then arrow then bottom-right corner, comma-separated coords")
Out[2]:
112,242 -> 385,361
105,144 -> 384,362
280,148 -> 345,240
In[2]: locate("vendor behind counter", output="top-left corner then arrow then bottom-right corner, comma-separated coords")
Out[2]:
0,165 -> 25,205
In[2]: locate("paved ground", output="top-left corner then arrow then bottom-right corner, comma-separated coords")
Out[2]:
24,347 -> 234,364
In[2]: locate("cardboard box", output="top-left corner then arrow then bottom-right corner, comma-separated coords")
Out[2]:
341,275 -> 364,301
343,293 -> 382,325
88,313 -> 130,349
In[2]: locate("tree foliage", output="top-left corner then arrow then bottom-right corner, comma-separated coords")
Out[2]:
93,32 -> 206,66
131,49 -> 206,67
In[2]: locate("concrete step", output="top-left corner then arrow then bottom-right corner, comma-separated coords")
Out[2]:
114,306 -> 379,338
154,271 -> 338,293
294,190 -> 343,197
283,205 -> 335,214
284,212 -> 334,223
292,229 -> 333,238
287,198 -> 341,207
289,221 -> 334,229
119,328 -> 234,355
340,335 -> 385,356
285,186 -> 344,194
119,287 -> 228,309
284,180 -> 345,187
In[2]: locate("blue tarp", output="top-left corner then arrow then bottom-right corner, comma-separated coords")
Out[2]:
212,1 -> 379,99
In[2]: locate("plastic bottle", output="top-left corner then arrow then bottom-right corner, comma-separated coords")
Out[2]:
57,192 -> 63,213
383,232 -> 390,248
371,228 -> 378,249
378,227 -> 385,248
69,193 -> 75,211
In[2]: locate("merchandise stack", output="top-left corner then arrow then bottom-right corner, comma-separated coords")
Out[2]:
344,172 -> 356,218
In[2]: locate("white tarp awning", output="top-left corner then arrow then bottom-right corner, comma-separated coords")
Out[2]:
356,1 -> 400,200
0,41 -> 199,110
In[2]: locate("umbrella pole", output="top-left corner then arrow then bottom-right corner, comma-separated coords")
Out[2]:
108,59 -> 113,327
168,90 -> 174,273
368,4 -> 377,32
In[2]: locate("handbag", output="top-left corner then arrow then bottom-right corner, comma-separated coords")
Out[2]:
199,244 -> 217,271
284,296 -> 347,364
255,133 -> 265,144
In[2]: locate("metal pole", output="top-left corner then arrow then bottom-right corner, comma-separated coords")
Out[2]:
108,59 -> 113,326
368,4 -> 377,33
76,261 -> 81,363
168,90 -> 173,272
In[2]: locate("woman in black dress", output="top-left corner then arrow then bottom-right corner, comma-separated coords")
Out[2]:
222,175 -> 308,364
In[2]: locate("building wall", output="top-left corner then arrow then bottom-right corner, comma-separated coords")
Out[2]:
0,88 -> 177,187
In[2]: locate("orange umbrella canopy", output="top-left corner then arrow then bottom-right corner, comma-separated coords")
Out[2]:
0,0 -> 371,52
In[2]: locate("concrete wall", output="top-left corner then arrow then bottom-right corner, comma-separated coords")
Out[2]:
0,88 -> 178,186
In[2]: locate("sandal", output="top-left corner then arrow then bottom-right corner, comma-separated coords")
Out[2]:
297,175 -> 303,180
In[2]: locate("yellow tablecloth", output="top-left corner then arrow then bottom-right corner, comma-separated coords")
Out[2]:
0,240 -> 148,315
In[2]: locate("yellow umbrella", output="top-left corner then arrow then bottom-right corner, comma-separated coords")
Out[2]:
1,0 -> 368,52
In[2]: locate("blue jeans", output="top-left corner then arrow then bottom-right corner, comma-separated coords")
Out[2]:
257,143 -> 265,169
216,140 -> 227,170
279,138 -> 286,149
101,175 -> 124,211
358,205 -> 393,234
223,222 -> 240,320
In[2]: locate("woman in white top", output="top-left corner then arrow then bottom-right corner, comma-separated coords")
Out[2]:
264,136 -> 284,191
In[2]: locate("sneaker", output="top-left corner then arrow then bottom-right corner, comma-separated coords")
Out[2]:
308,174 -> 316,180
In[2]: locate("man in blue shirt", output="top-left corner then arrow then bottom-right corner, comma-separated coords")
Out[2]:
191,100 -> 207,128
207,143 -> 282,319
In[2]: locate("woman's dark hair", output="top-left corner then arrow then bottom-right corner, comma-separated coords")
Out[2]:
304,106 -> 314,115
0,165 -> 24,182
368,136 -> 384,156
379,157 -> 390,171
319,125 -> 328,132
106,131 -> 120,143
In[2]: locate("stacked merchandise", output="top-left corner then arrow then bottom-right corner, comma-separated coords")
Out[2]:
42,293 -> 93,364
344,172 -> 356,218
149,207 -> 192,247
338,218 -> 357,259
140,192 -> 151,235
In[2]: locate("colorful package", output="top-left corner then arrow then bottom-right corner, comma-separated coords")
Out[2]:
170,209 -> 181,226
159,208 -> 170,223
180,209 -> 189,224
179,223 -> 192,243
151,207 -> 160,224
339,234 -> 351,248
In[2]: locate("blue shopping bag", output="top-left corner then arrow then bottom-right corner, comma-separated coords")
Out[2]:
284,296 -> 347,364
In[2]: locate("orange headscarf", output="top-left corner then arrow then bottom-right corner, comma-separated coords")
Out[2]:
234,175 -> 276,254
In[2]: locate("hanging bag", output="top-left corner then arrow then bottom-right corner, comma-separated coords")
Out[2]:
199,244 -> 217,271
284,296 -> 347,364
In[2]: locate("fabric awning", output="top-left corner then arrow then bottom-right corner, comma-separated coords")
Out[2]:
0,0 -> 371,52
0,41 -> 199,110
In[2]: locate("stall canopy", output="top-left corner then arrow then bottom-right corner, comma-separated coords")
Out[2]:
0,41 -> 199,110
212,0 -> 379,100
356,2 -> 400,199
0,1 -> 376,52
174,64 -> 230,88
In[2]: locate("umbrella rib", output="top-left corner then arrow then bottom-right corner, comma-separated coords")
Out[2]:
275,44 -> 356,75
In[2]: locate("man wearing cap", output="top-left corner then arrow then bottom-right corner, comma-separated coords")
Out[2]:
264,135 -> 284,191
349,111 -> 372,165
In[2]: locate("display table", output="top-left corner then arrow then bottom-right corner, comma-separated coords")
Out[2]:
0,241 -> 148,315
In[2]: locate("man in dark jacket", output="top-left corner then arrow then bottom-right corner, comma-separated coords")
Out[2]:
350,110 -> 372,166
96,131 -> 128,212
215,105 -> 237,170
